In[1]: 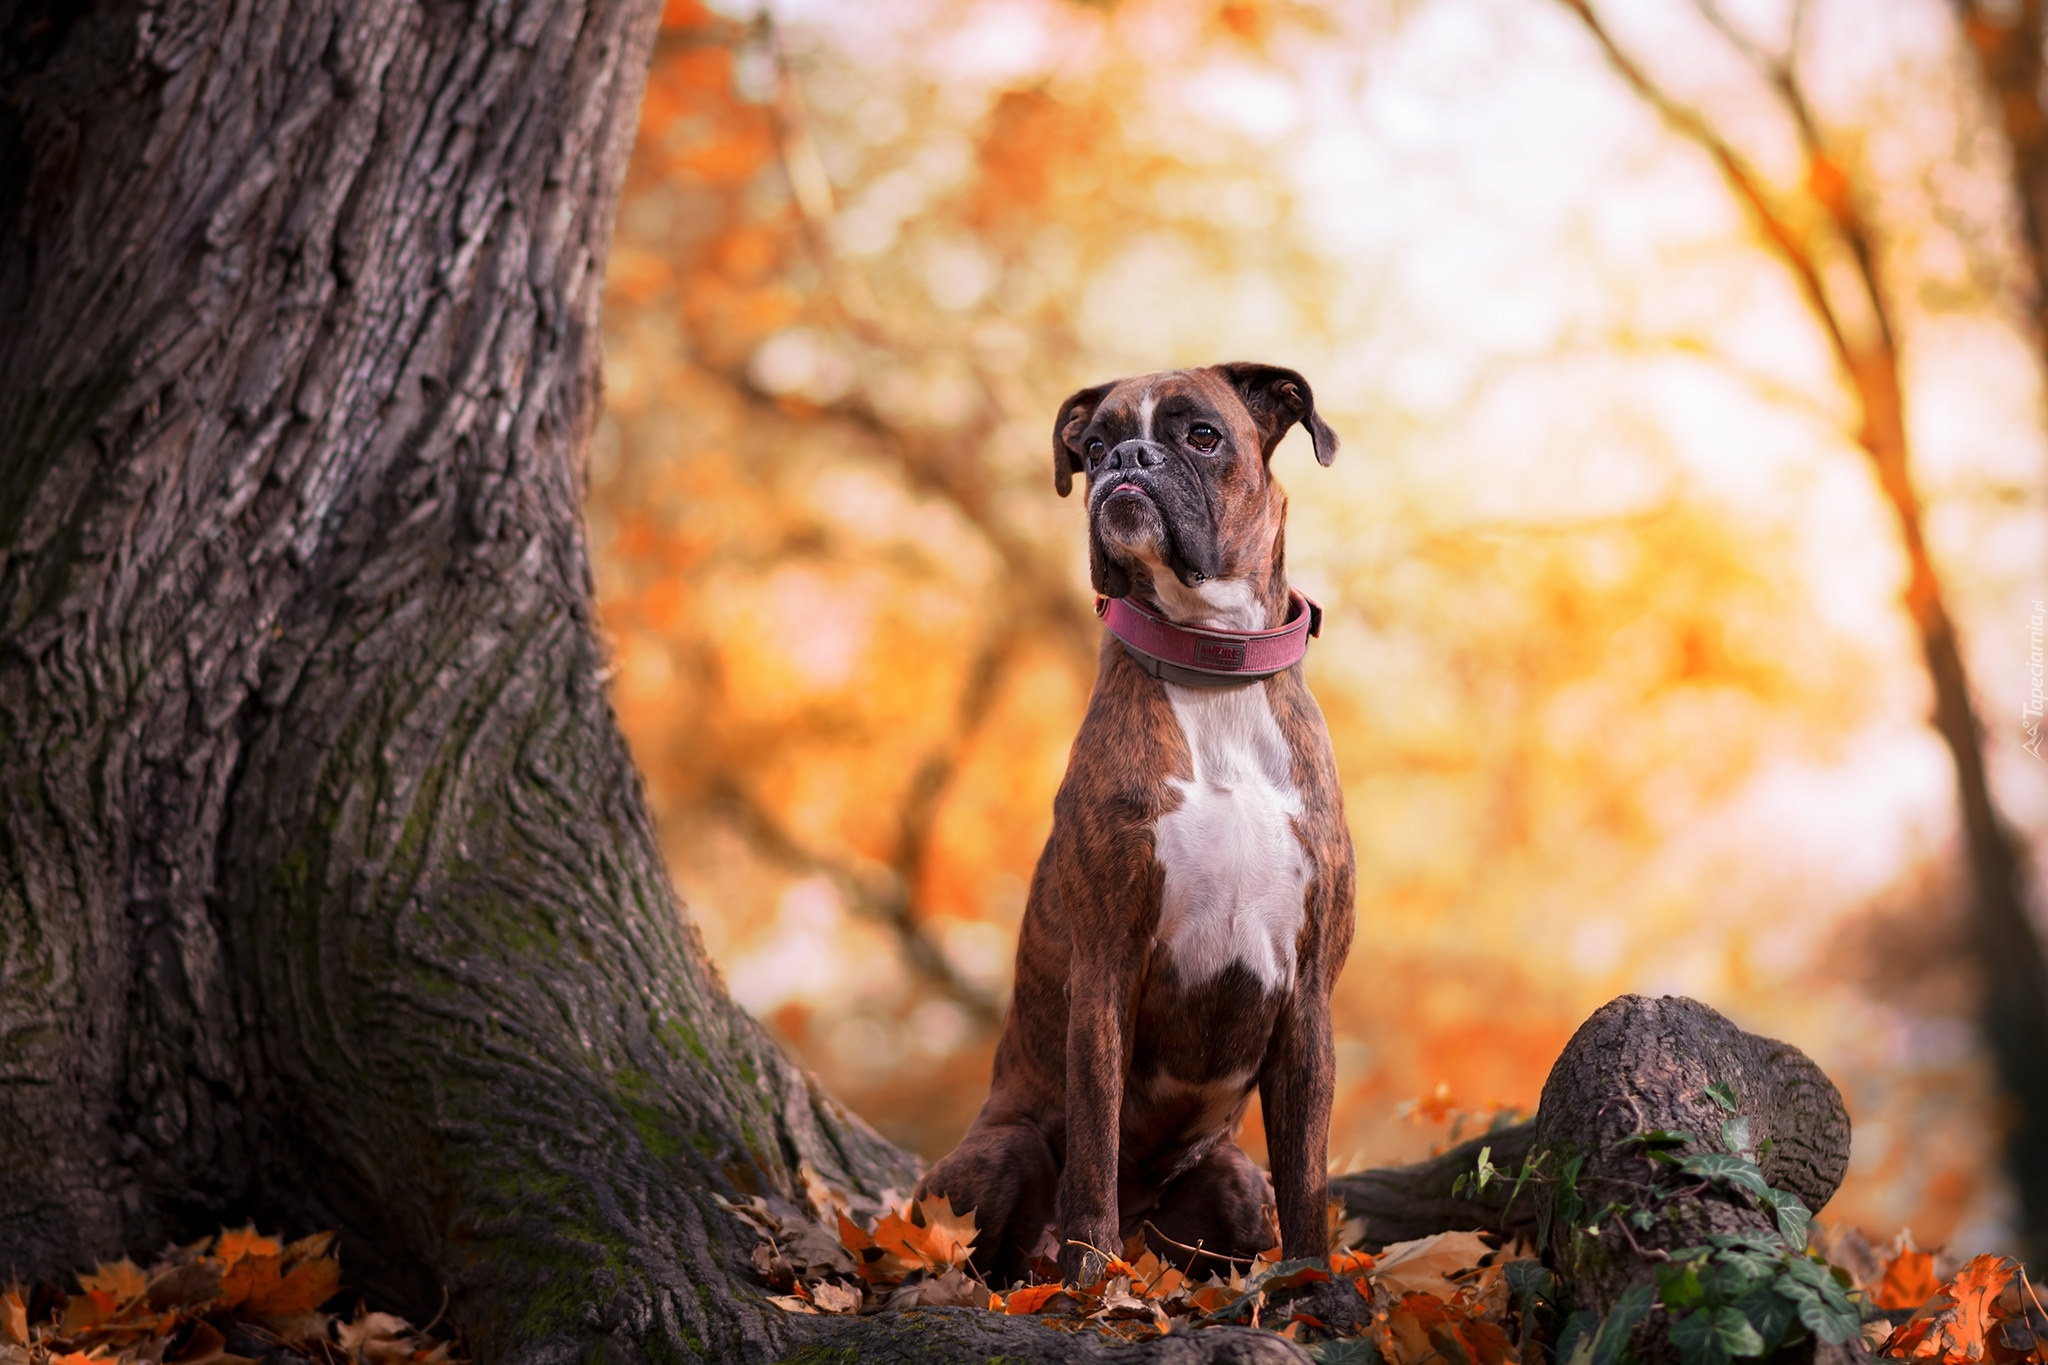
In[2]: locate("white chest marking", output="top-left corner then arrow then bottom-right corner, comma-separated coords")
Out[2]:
1152,683 -> 1309,992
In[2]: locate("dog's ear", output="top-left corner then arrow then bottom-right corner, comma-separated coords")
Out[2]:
1052,380 -> 1117,497
1216,362 -> 1338,467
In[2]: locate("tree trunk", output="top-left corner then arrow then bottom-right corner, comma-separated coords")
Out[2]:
1953,1 -> 2048,373
0,0 -> 920,1359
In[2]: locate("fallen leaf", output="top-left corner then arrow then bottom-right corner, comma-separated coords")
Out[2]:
910,1196 -> 979,1269
79,1261 -> 148,1311
809,1281 -> 862,1314
1887,1254 -> 2021,1364
1331,1249 -> 1376,1276
214,1230 -> 281,1268
1878,1250 -> 1944,1313
885,1268 -> 986,1310
335,1310 -> 420,1365
1373,1231 -> 1497,1300
1004,1284 -> 1068,1315
1,1289 -> 26,1347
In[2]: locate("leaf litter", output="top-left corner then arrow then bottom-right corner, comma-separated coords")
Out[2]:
1,1229 -> 460,1365
730,1188 -> 2048,1364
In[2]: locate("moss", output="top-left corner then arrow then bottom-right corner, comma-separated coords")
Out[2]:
612,1065 -> 686,1161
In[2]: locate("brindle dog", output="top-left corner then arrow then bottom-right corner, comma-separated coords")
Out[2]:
918,363 -> 1356,1287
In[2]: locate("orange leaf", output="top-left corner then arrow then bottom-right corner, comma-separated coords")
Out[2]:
1413,1083 -> 1458,1124
2,1287 -> 28,1346
1332,1248 -> 1377,1276
1877,1249 -> 1942,1312
908,1195 -> 979,1270
78,1260 -> 147,1310
60,1291 -> 114,1335
1888,1254 -> 2021,1364
218,1236 -> 342,1328
1143,1267 -> 1187,1301
1003,1283 -> 1067,1315
214,1228 -> 281,1267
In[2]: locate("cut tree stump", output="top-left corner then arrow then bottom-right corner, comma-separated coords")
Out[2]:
1335,994 -> 1860,1365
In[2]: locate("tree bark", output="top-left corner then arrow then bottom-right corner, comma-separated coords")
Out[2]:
0,0 -> 922,1359
1952,1 -> 2048,372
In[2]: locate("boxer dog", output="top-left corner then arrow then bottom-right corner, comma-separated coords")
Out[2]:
918,363 -> 1356,1287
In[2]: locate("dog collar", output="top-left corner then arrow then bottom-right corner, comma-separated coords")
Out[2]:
1097,588 -> 1323,689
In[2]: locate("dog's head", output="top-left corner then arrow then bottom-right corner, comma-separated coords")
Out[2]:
1051,363 -> 1337,627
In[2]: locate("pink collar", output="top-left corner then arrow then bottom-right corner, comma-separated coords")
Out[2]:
1097,588 -> 1323,688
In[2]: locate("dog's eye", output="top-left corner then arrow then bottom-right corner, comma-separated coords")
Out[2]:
1187,424 -> 1221,453
1084,437 -> 1105,466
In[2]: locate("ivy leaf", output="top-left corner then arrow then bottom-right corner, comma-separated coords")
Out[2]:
1704,1081 -> 1739,1112
1657,1261 -> 1706,1311
1621,1129 -> 1696,1149
1732,1283 -> 1797,1350
1759,1188 -> 1812,1248
1505,1260 -> 1556,1310
1775,1257 -> 1860,1346
1705,1254 -> 1773,1303
1588,1283 -> 1656,1365
1675,1153 -> 1771,1200
1719,1116 -> 1753,1156
1671,1306 -> 1768,1365
1310,1341 -> 1382,1365
1558,1308 -> 1600,1365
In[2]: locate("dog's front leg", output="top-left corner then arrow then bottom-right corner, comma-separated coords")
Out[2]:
1056,944 -> 1135,1285
1259,979 -> 1337,1260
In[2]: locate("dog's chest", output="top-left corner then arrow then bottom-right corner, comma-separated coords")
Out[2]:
1151,683 -> 1309,992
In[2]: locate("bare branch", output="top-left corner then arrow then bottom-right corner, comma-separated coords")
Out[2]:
708,776 -> 1004,1026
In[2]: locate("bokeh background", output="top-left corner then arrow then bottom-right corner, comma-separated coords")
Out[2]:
589,0 -> 2048,1256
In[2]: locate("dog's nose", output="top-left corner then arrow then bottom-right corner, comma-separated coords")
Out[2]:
1106,440 -> 1162,471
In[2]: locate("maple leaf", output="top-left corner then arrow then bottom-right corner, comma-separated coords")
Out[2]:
1877,1249 -> 1944,1312
908,1195 -> 978,1269
1,1288 -> 27,1348
1372,1230 -> 1496,1300
213,1229 -> 282,1267
837,1197 -> 981,1286
1887,1254 -> 2021,1364
217,1233 -> 342,1341
1376,1288 -> 1520,1365
1002,1284 -> 1068,1315
1332,1248 -> 1377,1276
78,1260 -> 148,1312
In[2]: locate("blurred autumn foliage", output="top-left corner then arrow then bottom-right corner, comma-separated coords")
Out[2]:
592,0 -> 2048,1258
